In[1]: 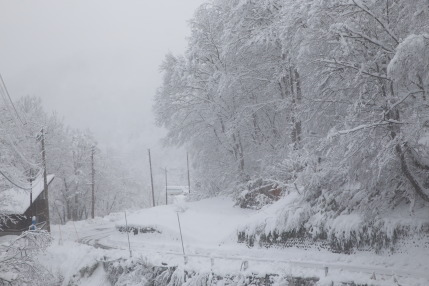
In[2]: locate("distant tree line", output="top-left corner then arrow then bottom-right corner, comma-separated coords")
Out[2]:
1,95 -> 143,225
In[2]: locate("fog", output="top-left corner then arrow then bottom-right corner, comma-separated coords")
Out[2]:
0,0 -> 203,178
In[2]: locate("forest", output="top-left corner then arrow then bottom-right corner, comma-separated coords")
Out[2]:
1,1 -> 429,285
0,95 -> 143,226
155,0 -> 429,248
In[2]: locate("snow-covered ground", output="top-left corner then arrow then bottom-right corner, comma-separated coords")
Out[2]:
22,197 -> 429,285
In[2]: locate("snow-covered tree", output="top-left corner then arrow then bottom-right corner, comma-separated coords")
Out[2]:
0,231 -> 56,286
1,95 -> 141,227
155,0 -> 429,248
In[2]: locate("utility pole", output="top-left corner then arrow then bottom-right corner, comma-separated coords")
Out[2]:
165,168 -> 168,205
148,149 -> 155,207
91,146 -> 95,219
29,169 -> 34,217
30,179 -> 33,216
29,169 -> 38,220
39,128 -> 50,232
186,152 -> 191,194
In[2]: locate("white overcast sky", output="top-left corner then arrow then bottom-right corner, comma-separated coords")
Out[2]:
0,0 -> 203,174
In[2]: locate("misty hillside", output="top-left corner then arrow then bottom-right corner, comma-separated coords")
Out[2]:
1,0 -> 429,286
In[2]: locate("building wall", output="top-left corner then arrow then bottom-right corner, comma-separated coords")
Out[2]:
0,190 -> 48,233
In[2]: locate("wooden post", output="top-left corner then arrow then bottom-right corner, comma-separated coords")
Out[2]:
29,170 -> 33,217
58,224 -> 63,245
91,146 -> 95,219
240,260 -> 249,271
39,128 -> 50,232
125,211 -> 132,258
176,212 -> 186,260
165,168 -> 168,205
72,220 -> 79,240
148,149 -> 155,207
186,152 -> 191,193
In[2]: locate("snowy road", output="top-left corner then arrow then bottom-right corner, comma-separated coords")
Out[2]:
78,228 -> 117,250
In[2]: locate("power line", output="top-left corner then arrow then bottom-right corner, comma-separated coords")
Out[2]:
0,72 -> 26,126
0,73 -> 42,173
0,80 -> 15,120
5,134 -> 42,168
0,169 -> 31,190
0,78 -> 27,140
0,74 -> 45,195
0,109 -> 42,169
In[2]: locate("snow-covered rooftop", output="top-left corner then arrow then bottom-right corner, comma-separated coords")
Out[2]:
0,174 -> 55,214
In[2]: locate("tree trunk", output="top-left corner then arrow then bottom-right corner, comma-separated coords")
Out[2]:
291,68 -> 303,149
396,143 -> 429,202
63,178 -> 72,221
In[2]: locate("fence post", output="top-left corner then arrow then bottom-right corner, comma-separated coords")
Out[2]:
176,212 -> 186,264
58,224 -> 63,245
72,220 -> 79,241
125,211 -> 132,258
240,260 -> 249,271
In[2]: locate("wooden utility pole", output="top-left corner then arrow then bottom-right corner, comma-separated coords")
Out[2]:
29,169 -> 34,217
91,146 -> 95,219
30,178 -> 33,216
39,128 -> 50,232
148,149 -> 155,207
165,168 -> 168,205
186,152 -> 191,193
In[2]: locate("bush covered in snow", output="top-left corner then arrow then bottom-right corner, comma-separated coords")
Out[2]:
0,231 -> 59,286
103,257 -> 181,286
0,214 -> 24,231
104,257 -> 321,286
237,191 -> 429,253
234,179 -> 286,210
116,225 -> 161,235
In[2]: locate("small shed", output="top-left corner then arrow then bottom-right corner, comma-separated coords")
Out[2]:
0,174 -> 55,235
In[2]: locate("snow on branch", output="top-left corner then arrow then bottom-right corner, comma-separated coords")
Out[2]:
383,90 -> 424,118
331,120 -> 405,136
318,59 -> 390,80
339,24 -> 395,53
388,34 -> 429,86
0,231 -> 54,285
351,0 -> 399,44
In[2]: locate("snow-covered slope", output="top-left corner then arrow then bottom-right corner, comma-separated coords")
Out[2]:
122,197 -> 253,245
33,196 -> 429,286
